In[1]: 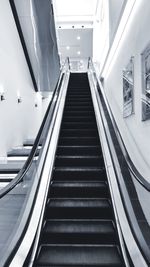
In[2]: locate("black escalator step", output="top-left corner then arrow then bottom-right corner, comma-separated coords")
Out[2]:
36,245 -> 123,266
58,137 -> 99,146
67,90 -> 90,94
46,198 -> 112,219
53,167 -> 106,181
65,105 -> 94,109
60,129 -> 98,137
42,219 -> 116,244
50,181 -> 108,198
66,96 -> 91,100
57,146 -> 101,156
62,122 -> 96,129
63,111 -> 94,116
66,95 -> 91,98
62,116 -> 96,123
55,155 -> 104,168
64,106 -> 94,111
65,101 -> 92,106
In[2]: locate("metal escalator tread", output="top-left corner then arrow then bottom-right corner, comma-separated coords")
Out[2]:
37,245 -> 122,266
56,145 -> 101,156
42,219 -> 116,244
34,73 -> 124,266
50,181 -> 108,198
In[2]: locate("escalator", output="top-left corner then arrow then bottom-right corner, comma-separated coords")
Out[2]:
32,73 -> 125,267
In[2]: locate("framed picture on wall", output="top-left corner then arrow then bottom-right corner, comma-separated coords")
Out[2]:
123,57 -> 134,118
141,44 -> 150,120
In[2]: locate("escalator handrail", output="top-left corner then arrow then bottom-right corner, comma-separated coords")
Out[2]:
89,59 -> 150,191
0,61 -> 67,199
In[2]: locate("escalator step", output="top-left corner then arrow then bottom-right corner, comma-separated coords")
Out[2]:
50,181 -> 108,198
36,245 -> 122,266
63,110 -> 94,116
42,219 -> 116,244
65,102 -> 92,107
66,97 -> 92,101
59,129 -> 98,137
64,106 -> 94,111
62,122 -> 97,129
62,116 -> 96,122
66,92 -> 91,98
54,155 -> 104,168
46,198 -> 112,219
53,167 -> 106,181
56,145 -> 101,156
58,137 -> 99,145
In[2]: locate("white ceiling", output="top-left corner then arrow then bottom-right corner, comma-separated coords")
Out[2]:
54,0 -> 99,19
58,28 -> 93,58
53,0 -> 99,64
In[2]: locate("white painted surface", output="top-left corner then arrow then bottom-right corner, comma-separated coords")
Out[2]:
54,0 -> 98,19
93,0 -> 109,66
109,0 -> 126,44
104,0 -> 150,180
0,0 -> 44,156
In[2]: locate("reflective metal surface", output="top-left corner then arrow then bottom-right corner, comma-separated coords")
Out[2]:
11,0 -> 60,92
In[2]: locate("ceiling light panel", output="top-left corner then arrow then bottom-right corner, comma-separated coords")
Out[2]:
54,0 -> 98,17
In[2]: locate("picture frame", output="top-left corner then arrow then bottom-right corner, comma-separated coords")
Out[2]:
141,43 -> 150,121
123,56 -> 134,118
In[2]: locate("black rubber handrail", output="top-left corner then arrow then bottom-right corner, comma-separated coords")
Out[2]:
89,59 -> 150,191
0,66 -> 65,199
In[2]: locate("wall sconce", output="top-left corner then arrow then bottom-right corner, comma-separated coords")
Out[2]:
0,85 -> 5,101
18,97 -> 22,103
1,94 -> 5,101
17,91 -> 22,103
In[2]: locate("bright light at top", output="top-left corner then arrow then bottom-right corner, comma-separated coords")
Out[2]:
77,36 -> 81,40
54,0 -> 98,17
66,46 -> 70,50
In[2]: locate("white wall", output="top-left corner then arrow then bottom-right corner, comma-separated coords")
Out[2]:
93,0 -> 126,71
104,0 -> 150,181
109,0 -> 126,44
0,0 -> 45,156
93,0 -> 109,67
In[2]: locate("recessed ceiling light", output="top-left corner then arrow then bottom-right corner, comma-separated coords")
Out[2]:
77,51 -> 81,55
66,46 -> 70,50
77,36 -> 81,40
